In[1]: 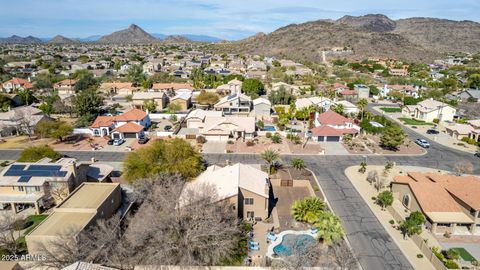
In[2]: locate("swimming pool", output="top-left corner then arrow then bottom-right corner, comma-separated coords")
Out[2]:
273,234 -> 316,256
262,125 -> 276,132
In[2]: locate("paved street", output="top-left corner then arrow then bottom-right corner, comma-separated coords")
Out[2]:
0,106 -> 478,270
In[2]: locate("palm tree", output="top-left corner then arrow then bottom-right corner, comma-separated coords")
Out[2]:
357,98 -> 368,120
291,197 -> 326,223
332,103 -> 344,115
314,212 -> 345,246
290,158 -> 306,170
261,149 -> 280,174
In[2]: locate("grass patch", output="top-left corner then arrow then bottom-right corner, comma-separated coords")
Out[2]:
450,247 -> 475,262
380,107 -> 402,113
398,118 -> 435,126
23,215 -> 48,235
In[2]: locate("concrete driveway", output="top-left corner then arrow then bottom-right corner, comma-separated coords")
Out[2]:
202,141 -> 226,154
320,142 -> 349,155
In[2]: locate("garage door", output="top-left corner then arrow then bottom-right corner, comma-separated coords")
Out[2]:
124,133 -> 137,138
317,136 -> 324,142
326,136 -> 340,142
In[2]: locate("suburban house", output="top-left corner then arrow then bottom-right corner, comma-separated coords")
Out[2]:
185,109 -> 223,128
458,89 -> 480,102
90,108 -> 150,139
0,158 -> 113,214
380,84 -> 419,99
214,88 -> 252,115
2,77 -> 33,92
152,83 -> 194,92
0,106 -> 47,137
216,79 -> 242,94
310,110 -> 360,142
295,97 -> 332,111
389,68 -> 409,76
169,91 -> 192,111
402,99 -> 456,122
354,84 -> 370,99
26,182 -> 122,255
99,82 -> 138,96
467,119 -> 480,143
252,97 -> 272,117
199,116 -> 256,141
271,82 -> 301,95
181,163 -> 271,221
334,100 -> 359,114
392,172 -> 480,235
53,79 -> 78,95
132,91 -> 168,112
444,123 -> 474,140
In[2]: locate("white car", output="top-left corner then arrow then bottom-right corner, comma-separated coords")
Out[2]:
113,138 -> 125,146
415,139 -> 430,148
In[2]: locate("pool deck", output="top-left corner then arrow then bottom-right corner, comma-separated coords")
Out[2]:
265,229 -> 317,259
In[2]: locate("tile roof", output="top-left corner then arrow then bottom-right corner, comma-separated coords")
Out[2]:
317,110 -> 353,125
113,108 -> 147,122
310,125 -> 358,136
4,77 -> 33,89
113,122 -> 144,133
90,116 -> 114,128
152,83 -> 193,90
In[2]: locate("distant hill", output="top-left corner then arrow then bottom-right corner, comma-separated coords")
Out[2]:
48,35 -> 79,44
97,24 -> 158,44
0,35 -> 43,44
152,33 -> 222,42
77,35 -> 102,42
220,14 -> 480,62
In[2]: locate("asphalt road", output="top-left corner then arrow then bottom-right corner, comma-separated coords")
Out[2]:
1,106 -> 478,270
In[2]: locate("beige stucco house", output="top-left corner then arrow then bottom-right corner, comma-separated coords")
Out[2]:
392,172 -> 480,235
181,163 -> 271,221
402,99 -> 456,123
132,91 -> 168,112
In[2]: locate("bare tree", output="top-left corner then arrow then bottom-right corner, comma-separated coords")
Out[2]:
329,242 -> 359,270
0,213 -> 24,255
366,170 -> 379,186
454,160 -> 474,175
375,175 -> 388,192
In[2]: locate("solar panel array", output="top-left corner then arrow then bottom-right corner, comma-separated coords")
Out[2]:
4,164 -> 68,183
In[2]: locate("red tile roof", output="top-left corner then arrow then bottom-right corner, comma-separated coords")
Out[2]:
340,89 -> 357,95
90,116 -> 114,128
5,77 -> 33,89
317,110 -> 353,125
113,122 -> 144,133
311,125 -> 358,136
152,83 -> 193,90
90,108 -> 147,128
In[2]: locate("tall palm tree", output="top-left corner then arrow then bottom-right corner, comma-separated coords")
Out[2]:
290,158 -> 306,170
314,212 -> 345,246
357,98 -> 368,120
261,149 -> 280,174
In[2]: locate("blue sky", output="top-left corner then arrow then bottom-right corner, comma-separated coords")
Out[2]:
0,0 -> 479,40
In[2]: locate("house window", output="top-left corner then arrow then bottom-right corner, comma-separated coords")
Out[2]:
244,198 -> 254,205
18,186 -> 24,192
34,186 -> 41,192
402,195 -> 410,208
246,211 -> 255,219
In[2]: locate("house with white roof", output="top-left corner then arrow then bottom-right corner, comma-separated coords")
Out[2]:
214,87 -> 252,115
295,97 -> 332,111
402,99 -> 456,122
334,100 -> 358,114
252,97 -> 272,117
181,163 -> 271,220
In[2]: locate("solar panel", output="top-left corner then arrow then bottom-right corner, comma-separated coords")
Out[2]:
3,164 -> 67,178
10,165 -> 26,170
18,176 -> 31,182
28,165 -> 62,171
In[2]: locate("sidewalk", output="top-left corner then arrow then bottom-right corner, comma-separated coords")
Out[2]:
345,165 -> 436,270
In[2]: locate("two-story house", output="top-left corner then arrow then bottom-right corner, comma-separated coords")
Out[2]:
132,91 -> 168,112
310,110 -> 360,142
402,99 -> 456,123
214,85 -> 252,115
53,79 -> 78,95
90,108 -> 150,139
181,163 -> 271,221
2,77 -> 33,92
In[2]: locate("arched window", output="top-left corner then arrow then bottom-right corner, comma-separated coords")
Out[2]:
402,194 -> 410,208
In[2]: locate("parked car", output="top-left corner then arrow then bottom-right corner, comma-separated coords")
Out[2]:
107,139 -> 114,145
113,138 -> 125,146
426,129 -> 439,135
415,139 -> 430,148
475,152 -> 480,158
138,137 -> 149,144
164,125 -> 172,131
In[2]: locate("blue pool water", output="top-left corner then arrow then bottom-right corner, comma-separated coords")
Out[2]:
263,125 -> 276,132
273,234 -> 316,256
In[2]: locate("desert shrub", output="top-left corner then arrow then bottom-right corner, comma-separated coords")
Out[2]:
246,140 -> 255,147
265,132 -> 272,138
196,136 -> 206,144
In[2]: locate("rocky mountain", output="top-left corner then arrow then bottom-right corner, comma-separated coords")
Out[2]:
152,33 -> 221,42
0,35 -> 43,44
221,14 -> 480,62
97,24 -> 158,44
77,35 -> 102,42
48,35 -> 79,44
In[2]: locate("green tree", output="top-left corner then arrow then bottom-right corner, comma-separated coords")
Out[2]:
260,149 -> 280,175
74,89 -> 103,116
290,158 -> 305,170
18,145 -> 61,162
143,99 -> 158,112
369,85 -> 379,96
357,98 -> 368,120
400,211 -> 425,238
467,74 -> 480,89
359,161 -> 367,173
241,78 -> 264,98
268,85 -> 295,105
123,138 -> 204,182
314,212 -> 345,246
127,64 -> 145,86
380,125 -> 406,150
256,120 -> 264,130
376,190 -> 393,210
18,89 -> 35,105
74,72 -> 97,92
167,102 -> 182,113
50,121 -> 73,142
332,103 -> 344,115
0,94 -> 12,112
196,91 -> 219,106
291,197 -> 326,224
36,120 -> 73,141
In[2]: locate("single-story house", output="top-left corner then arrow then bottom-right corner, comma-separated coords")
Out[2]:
200,116 -> 256,141
295,97 -> 332,111
445,124 -> 474,140
181,163 -> 271,220
185,109 -> 223,129
252,97 -> 272,117
402,99 -> 456,123
310,110 -> 360,142
392,172 -> 480,235
169,91 -> 192,111
99,82 -> 138,96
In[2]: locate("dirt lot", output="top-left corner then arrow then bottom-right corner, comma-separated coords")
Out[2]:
0,136 -> 55,150
226,136 -> 323,154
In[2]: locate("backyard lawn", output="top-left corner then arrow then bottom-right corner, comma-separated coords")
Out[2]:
16,215 -> 49,250
450,247 -> 476,262
398,118 -> 435,126
380,107 -> 402,113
